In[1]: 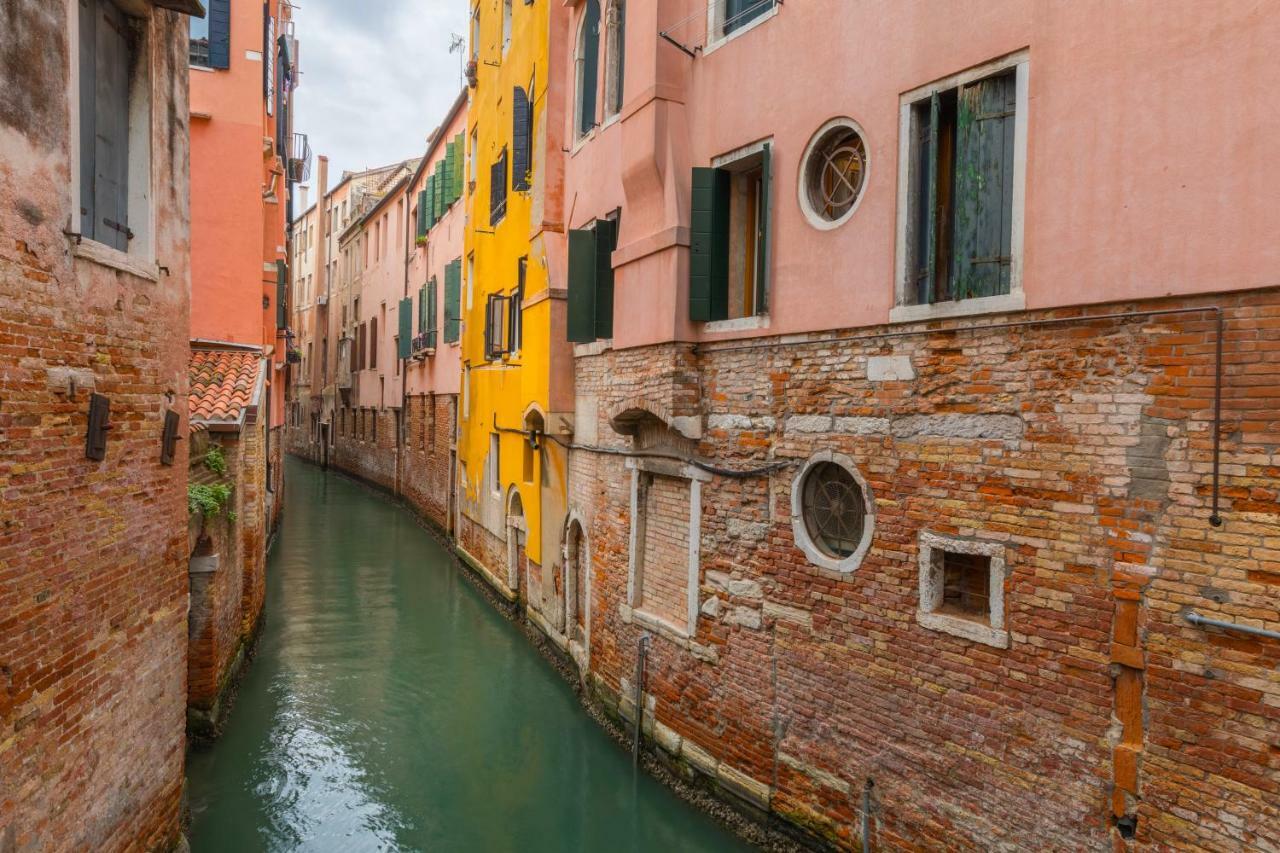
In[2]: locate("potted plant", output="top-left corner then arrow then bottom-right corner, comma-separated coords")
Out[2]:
286,347 -> 302,364
465,59 -> 478,88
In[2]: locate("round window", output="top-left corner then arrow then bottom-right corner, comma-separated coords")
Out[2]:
801,462 -> 866,558
791,451 -> 874,572
799,119 -> 868,229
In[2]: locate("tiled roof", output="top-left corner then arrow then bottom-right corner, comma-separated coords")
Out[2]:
189,349 -> 264,426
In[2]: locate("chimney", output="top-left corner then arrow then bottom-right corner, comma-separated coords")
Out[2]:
298,184 -> 310,213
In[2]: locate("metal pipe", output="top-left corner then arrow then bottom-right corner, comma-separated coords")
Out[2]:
1209,310 -> 1224,526
631,634 -> 650,766
1185,611 -> 1280,641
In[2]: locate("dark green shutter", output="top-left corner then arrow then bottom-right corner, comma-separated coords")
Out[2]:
276,261 -> 288,327
512,87 -> 531,191
426,279 -> 438,349
567,228 -> 597,342
578,0 -> 600,137
398,297 -> 413,359
452,133 -> 465,199
416,189 -> 427,238
443,142 -> 457,207
689,167 -> 730,322
952,71 -> 1016,300
593,219 -> 615,339
755,143 -> 771,314
424,176 -> 436,231
444,260 -> 461,343
432,164 -> 443,223
418,284 -> 426,333
208,0 -> 232,69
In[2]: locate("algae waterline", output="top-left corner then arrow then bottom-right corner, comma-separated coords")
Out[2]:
186,457 -> 750,851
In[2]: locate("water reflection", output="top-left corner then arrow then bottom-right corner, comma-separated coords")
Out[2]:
187,458 -> 748,852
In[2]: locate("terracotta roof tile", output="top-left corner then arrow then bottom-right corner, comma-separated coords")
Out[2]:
189,349 -> 264,425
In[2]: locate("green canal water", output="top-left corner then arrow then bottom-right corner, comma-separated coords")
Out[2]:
186,458 -> 749,852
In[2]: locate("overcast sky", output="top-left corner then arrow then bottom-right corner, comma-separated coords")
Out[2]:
292,0 -> 469,195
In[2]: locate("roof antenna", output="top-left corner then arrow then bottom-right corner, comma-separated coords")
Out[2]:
448,34 -> 466,89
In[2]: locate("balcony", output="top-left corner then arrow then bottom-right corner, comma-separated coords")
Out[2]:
288,132 -> 312,184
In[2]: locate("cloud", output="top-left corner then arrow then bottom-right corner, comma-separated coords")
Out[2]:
292,0 -> 468,192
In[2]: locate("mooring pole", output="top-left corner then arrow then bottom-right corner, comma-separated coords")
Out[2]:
631,634 -> 650,766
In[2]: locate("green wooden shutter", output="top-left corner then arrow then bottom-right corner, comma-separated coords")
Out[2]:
755,143 -> 771,314
567,228 -> 597,342
578,0 -> 600,137
443,142 -> 457,208
398,297 -> 413,359
452,133 -> 465,199
276,261 -> 288,327
416,189 -> 427,238
952,71 -> 1016,300
424,176 -> 436,231
430,164 -> 442,223
444,260 -> 461,343
426,278 -> 438,349
689,167 -> 730,322
593,219 -> 615,339
418,284 -> 426,333
512,87 -> 531,191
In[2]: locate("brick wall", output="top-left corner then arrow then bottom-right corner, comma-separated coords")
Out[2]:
185,416 -> 267,735
638,474 -> 692,631
0,5 -> 191,848
570,290 -> 1280,850
401,393 -> 457,532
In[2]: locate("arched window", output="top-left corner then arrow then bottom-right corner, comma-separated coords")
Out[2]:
603,0 -> 625,120
574,0 -> 600,138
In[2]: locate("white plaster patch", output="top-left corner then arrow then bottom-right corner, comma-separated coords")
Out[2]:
724,607 -> 762,630
785,414 -> 833,434
833,416 -> 890,436
866,354 -> 916,382
891,414 -> 1024,441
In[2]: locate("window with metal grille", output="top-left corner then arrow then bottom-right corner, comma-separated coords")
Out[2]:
801,461 -> 866,560
801,121 -> 867,227
939,551 -> 991,620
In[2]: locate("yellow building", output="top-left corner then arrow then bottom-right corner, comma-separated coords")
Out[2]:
459,0 -> 573,634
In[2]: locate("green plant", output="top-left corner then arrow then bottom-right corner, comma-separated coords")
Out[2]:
203,444 -> 227,476
188,482 -> 234,519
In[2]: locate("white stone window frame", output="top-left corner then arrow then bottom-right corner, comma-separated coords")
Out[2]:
916,531 -> 1009,649
797,117 -> 871,232
703,0 -> 779,57
624,456 -> 710,642
891,50 -> 1029,325
790,450 -> 875,574
562,510 -> 592,670
601,0 -> 625,124
68,0 -> 159,281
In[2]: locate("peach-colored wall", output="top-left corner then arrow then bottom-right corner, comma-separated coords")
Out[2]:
190,0 -> 293,427
405,100 -> 468,399
353,182 -> 412,409
563,0 -> 1280,349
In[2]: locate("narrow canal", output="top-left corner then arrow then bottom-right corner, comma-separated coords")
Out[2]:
186,458 -> 750,852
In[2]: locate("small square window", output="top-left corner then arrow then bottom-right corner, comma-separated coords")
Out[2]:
917,532 -> 1008,648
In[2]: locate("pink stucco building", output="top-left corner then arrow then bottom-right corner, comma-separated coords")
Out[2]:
557,1 -> 1280,849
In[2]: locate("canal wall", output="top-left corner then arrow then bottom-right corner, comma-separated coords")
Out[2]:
568,289 -> 1280,851
0,5 -> 192,850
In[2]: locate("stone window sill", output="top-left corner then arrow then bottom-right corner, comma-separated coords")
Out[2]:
889,292 -> 1025,325
917,610 -> 1009,649
703,5 -> 780,57
620,603 -> 718,662
703,314 -> 769,334
574,339 -> 612,358
73,239 -> 159,282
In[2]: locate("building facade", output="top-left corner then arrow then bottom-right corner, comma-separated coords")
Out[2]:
186,0 -> 303,733
457,0 -> 575,635
555,1 -> 1280,849
0,0 -> 201,848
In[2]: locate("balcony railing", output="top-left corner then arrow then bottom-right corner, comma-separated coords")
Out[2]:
288,132 -> 312,184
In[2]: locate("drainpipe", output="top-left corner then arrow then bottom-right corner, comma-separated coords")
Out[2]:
1185,611 -> 1280,640
631,634 -> 650,766
399,173 -> 413,496
861,778 -> 874,851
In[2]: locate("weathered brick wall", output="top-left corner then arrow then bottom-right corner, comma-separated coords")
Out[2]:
570,291 -> 1280,850
0,5 -> 190,849
186,434 -> 245,718
329,406 -> 398,491
401,393 -> 457,532
638,474 -> 692,630
237,417 -> 268,641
